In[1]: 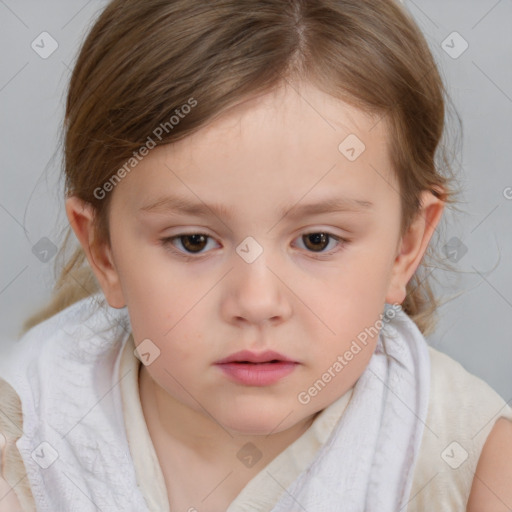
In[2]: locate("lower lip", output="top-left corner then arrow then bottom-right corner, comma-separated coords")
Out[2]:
215,361 -> 298,386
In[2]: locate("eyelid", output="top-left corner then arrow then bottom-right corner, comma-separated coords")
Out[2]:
294,232 -> 347,259
162,232 -> 220,261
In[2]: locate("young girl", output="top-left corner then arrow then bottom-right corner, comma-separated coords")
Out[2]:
1,0 -> 511,510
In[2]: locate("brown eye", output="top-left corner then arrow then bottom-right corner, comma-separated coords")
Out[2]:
302,233 -> 330,252
179,234 -> 208,253
160,233 -> 217,256
294,231 -> 347,258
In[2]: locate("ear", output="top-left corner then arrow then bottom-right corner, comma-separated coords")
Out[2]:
385,189 -> 445,305
65,196 -> 126,308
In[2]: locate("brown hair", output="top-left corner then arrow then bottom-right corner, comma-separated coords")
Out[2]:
22,0 -> 460,337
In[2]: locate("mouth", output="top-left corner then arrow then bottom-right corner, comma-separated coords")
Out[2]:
214,350 -> 299,386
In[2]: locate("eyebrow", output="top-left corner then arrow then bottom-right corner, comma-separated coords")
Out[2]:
139,193 -> 374,220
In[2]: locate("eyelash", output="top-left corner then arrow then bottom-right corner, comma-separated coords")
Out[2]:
159,231 -> 349,261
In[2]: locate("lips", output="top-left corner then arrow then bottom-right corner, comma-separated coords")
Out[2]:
214,350 -> 296,365
214,350 -> 299,386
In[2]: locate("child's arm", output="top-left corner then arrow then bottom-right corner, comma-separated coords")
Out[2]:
0,476 -> 24,512
466,417 -> 512,511
0,436 -> 24,512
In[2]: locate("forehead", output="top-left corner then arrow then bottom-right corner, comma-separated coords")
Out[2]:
176,81 -> 387,161
112,81 -> 399,216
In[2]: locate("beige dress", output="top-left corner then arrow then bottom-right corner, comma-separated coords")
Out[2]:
1,335 -> 511,512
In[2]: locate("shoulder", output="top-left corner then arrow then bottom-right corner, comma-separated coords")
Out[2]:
0,292 -> 129,391
466,417 -> 512,511
407,346 -> 512,512
426,346 -> 511,427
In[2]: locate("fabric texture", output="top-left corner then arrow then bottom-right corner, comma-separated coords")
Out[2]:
0,293 -> 149,512
268,306 -> 430,512
1,293 -> 512,511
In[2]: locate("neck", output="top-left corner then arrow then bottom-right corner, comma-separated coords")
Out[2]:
139,364 -> 318,460
138,364 -> 320,509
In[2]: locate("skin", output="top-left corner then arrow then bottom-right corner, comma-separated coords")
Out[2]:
69,80 -> 444,510
0,434 -> 23,512
467,417 -> 512,511
2,81 -> 509,511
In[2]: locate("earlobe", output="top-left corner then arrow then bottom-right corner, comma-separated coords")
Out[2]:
65,196 -> 126,308
385,190 -> 445,305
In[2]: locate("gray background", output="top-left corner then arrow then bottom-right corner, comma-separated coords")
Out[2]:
1,0 -> 511,399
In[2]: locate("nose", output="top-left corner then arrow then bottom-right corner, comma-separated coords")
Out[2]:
221,247 -> 293,328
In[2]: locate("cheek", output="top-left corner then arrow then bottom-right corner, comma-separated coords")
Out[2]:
111,235 -> 212,362
132,324 -> 207,409
305,243 -> 395,367
319,250 -> 393,320
129,300 -> 206,359
113,238 -> 189,321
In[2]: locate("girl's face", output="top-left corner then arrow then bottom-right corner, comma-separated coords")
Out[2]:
75,82 -> 440,435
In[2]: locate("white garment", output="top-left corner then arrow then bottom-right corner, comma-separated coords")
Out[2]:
269,306 -> 430,512
0,293 -> 148,512
0,294 -> 429,511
